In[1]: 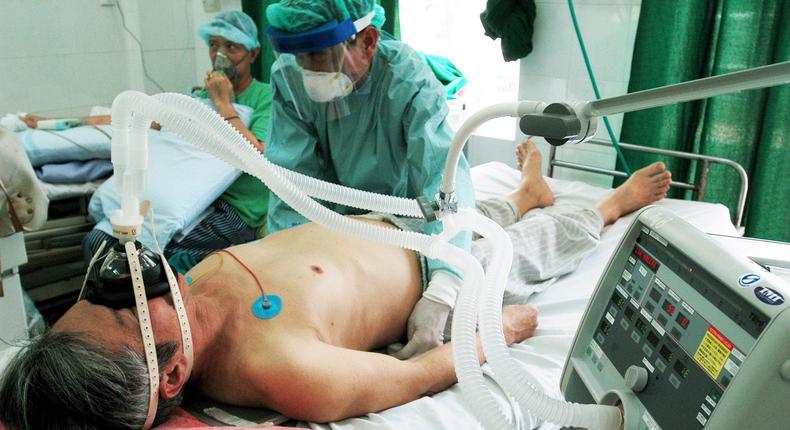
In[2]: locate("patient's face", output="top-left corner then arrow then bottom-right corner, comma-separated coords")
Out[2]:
53,296 -> 176,352
208,36 -> 256,81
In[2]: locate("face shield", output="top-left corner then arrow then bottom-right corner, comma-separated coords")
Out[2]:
267,11 -> 375,118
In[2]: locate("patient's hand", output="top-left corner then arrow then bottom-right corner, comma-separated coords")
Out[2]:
502,304 -> 539,346
19,114 -> 47,129
205,71 -> 234,104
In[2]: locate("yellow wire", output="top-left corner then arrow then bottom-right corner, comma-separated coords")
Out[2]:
185,252 -> 224,286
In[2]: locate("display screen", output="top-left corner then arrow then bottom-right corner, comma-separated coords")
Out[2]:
662,299 -> 676,316
633,245 -> 660,271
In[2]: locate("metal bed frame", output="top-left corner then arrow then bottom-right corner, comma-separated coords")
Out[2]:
21,195 -> 94,321
547,138 -> 749,233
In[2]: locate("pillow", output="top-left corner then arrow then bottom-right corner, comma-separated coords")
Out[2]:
89,130 -> 242,252
87,100 -> 254,251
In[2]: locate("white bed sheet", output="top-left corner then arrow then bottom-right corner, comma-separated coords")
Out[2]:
314,162 -> 738,430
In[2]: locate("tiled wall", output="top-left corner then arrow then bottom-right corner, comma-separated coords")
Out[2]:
0,0 -> 240,117
469,0 -> 642,188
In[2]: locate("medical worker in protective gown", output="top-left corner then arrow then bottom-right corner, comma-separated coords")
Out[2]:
264,0 -> 475,359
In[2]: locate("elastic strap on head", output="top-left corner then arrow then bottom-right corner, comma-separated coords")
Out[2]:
126,241 -> 160,430
160,256 -> 193,376
353,11 -> 376,32
77,239 -> 108,302
150,207 -> 194,376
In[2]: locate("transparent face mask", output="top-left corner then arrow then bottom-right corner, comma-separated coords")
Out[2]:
213,49 -> 237,82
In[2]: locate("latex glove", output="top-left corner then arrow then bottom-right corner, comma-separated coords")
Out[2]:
204,71 -> 234,105
390,296 -> 451,360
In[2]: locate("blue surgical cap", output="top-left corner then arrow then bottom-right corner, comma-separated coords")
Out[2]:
198,10 -> 261,51
266,0 -> 385,33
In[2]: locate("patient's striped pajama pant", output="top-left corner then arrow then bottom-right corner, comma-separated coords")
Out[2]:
473,197 -> 604,303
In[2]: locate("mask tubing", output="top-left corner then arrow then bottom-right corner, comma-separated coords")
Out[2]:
441,102 -> 545,196
462,210 -> 621,430
438,240 -> 513,430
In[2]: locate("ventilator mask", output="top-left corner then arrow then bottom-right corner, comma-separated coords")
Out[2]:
82,241 -> 172,309
78,236 -> 193,430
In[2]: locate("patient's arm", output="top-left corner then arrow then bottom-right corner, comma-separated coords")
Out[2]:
20,114 -> 111,128
262,341 -> 458,422
19,114 -> 164,129
260,304 -> 538,423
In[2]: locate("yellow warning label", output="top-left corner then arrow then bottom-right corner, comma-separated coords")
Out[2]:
694,327 -> 733,379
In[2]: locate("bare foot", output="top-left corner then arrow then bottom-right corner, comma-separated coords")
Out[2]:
502,304 -> 539,346
509,140 -> 554,215
597,161 -> 672,225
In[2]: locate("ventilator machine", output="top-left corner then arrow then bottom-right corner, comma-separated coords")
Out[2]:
561,206 -> 790,429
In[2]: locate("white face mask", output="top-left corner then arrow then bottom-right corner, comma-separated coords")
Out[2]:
302,69 -> 354,102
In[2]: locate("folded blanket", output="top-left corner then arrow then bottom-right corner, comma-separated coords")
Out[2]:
15,99 -> 254,167
19,125 -> 113,166
36,159 -> 113,184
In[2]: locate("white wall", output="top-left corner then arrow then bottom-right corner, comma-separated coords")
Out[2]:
465,0 -> 642,188
0,0 -> 240,117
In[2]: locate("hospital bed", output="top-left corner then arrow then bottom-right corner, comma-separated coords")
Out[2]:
0,132 -> 746,430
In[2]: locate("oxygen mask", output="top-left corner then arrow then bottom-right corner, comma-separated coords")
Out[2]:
213,49 -> 237,82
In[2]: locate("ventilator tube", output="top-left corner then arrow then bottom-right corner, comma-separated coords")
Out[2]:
150,93 -> 424,218
441,101 -> 546,196
139,94 -> 517,428
474,209 -> 621,430
442,103 -> 621,430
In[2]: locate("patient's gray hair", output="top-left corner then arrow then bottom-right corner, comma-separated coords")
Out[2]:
0,331 -> 182,429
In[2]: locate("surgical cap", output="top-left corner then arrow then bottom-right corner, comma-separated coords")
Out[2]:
198,10 -> 261,51
266,0 -> 386,33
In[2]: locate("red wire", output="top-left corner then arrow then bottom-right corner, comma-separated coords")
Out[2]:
218,249 -> 267,299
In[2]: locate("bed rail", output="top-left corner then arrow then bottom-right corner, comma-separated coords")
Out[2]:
547,138 -> 748,232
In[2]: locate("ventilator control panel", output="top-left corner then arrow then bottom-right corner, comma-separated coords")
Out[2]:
561,207 -> 790,430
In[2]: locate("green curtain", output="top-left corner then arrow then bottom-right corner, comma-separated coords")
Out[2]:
242,0 -> 279,83
241,0 -> 400,83
379,0 -> 400,39
618,0 -> 789,241
747,1 -> 790,240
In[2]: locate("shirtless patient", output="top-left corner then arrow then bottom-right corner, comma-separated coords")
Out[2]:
0,142 -> 671,429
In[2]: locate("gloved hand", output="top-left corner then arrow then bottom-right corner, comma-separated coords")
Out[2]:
389,296 -> 451,360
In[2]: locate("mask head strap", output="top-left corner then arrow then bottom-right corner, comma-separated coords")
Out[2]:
78,226 -> 193,428
128,241 -> 193,430
126,240 -> 160,430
